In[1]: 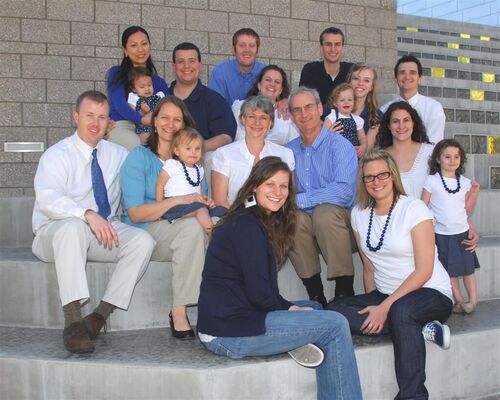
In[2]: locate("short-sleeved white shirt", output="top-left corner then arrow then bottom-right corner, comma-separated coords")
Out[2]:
400,143 -> 434,199
423,173 -> 471,234
212,139 -> 295,205
325,111 -> 364,131
232,100 -> 300,145
351,195 -> 452,299
162,159 -> 204,197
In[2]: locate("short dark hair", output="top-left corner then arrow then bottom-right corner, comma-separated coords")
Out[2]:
172,42 -> 201,63
394,54 -> 423,77
428,139 -> 467,177
320,27 -> 345,45
232,28 -> 260,48
75,90 -> 108,112
127,67 -> 153,89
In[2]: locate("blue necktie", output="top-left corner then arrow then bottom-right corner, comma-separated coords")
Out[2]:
91,149 -> 111,219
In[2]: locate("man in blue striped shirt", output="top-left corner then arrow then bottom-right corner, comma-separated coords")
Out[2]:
286,87 -> 358,306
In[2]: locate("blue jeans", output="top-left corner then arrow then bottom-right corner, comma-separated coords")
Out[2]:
329,288 -> 452,400
201,301 -> 362,400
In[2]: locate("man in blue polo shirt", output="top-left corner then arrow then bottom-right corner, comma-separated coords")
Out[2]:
208,28 -> 265,106
170,42 -> 236,193
286,86 -> 358,306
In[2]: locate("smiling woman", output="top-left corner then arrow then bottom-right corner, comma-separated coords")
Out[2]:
106,26 -> 169,151
211,96 -> 295,208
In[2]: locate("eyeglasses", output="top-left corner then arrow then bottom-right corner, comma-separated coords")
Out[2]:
290,103 -> 317,116
362,171 -> 391,183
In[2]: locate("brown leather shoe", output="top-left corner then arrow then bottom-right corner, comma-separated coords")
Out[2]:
82,312 -> 107,340
63,321 -> 95,353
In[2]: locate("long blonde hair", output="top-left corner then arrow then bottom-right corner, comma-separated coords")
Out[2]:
357,149 -> 406,209
347,63 -> 380,128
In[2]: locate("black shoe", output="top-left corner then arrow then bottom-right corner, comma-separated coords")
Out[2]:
63,321 -> 95,353
169,312 -> 195,339
310,294 -> 327,308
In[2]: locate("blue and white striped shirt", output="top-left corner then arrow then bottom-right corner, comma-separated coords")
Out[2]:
286,126 -> 357,213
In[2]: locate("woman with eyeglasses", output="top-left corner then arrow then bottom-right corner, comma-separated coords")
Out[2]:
329,149 -> 453,400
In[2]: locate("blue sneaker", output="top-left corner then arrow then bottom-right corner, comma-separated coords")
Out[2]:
422,320 -> 450,350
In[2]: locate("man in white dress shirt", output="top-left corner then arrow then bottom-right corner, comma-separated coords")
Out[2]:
380,54 -> 445,144
32,91 -> 155,353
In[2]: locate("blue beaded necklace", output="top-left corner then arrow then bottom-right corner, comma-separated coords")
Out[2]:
366,199 -> 396,252
179,160 -> 201,187
439,171 -> 460,194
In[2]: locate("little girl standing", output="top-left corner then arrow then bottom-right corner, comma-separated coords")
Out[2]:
155,128 -> 226,233
127,67 -> 165,143
422,139 -> 480,313
324,83 -> 367,158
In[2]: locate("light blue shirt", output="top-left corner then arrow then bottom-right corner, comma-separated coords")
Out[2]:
208,59 -> 266,105
286,126 -> 357,213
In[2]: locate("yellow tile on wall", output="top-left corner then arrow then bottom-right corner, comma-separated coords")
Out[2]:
483,73 -> 495,83
488,136 -> 500,154
480,36 -> 490,41
448,42 -> 459,49
470,89 -> 484,101
431,68 -> 445,78
406,27 -> 418,32
460,33 -> 471,38
458,56 -> 470,63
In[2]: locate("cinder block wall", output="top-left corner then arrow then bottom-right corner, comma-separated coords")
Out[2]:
0,0 -> 397,196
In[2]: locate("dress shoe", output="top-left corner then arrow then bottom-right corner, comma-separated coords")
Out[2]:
63,321 -> 95,353
169,312 -> 195,339
82,312 -> 107,340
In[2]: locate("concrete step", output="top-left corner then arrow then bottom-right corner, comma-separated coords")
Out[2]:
1,236 -> 499,331
1,299 -> 499,400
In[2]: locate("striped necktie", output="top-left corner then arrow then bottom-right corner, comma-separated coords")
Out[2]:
91,148 -> 111,219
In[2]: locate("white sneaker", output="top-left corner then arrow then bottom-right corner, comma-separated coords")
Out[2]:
288,343 -> 324,368
422,320 -> 450,350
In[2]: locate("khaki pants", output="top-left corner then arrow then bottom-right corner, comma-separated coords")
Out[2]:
32,218 -> 155,309
146,218 -> 207,306
289,204 -> 357,280
107,120 -> 141,151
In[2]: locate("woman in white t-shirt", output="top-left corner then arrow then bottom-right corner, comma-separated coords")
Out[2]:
212,96 -> 295,208
329,149 -> 453,400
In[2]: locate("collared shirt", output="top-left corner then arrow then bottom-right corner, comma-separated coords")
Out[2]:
171,80 -> 236,140
208,59 -> 266,105
232,99 -> 299,145
286,126 -> 357,212
212,139 -> 295,205
380,92 -> 445,144
32,132 -> 128,233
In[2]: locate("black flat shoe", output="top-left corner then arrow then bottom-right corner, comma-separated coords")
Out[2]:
169,312 -> 195,339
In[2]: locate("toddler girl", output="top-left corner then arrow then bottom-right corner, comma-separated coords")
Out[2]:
325,83 -> 367,158
155,128 -> 225,233
127,67 -> 165,142
422,139 -> 480,313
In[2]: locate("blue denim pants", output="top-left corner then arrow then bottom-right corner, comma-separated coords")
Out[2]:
201,301 -> 362,400
329,288 -> 452,400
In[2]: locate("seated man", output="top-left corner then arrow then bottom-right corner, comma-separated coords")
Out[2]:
32,90 -> 155,353
286,87 -> 358,306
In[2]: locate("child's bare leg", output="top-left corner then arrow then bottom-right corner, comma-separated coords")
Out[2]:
194,207 -> 213,234
463,273 -> 478,306
451,277 -> 464,304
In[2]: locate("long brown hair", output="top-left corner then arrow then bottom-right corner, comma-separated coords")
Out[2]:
217,156 -> 297,265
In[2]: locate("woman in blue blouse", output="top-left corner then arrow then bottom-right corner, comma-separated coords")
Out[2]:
197,156 -> 362,400
107,26 -> 169,150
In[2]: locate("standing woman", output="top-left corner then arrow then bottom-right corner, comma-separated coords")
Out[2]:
378,101 -> 432,199
330,149 -> 452,400
347,63 -> 383,151
232,65 -> 299,145
107,26 -> 169,150
120,96 -> 209,338
212,96 -> 294,208
198,156 -> 362,400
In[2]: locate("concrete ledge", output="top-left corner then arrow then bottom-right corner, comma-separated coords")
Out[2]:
1,299 -> 499,400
